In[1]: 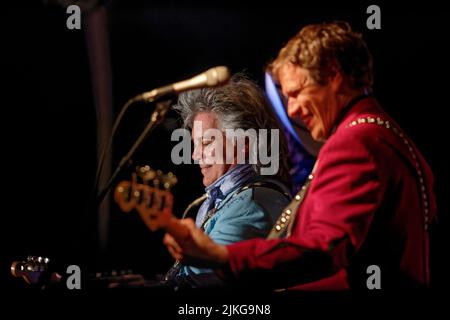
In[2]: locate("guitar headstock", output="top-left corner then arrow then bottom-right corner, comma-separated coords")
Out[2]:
114,165 -> 177,231
11,255 -> 51,285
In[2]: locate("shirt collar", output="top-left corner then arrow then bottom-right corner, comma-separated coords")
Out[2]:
205,164 -> 256,201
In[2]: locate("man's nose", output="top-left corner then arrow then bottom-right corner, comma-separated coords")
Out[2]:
287,98 -> 300,117
192,143 -> 202,161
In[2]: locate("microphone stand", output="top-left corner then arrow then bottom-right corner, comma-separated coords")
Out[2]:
95,99 -> 172,208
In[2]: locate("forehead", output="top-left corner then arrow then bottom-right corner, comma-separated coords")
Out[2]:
278,63 -> 310,95
192,112 -> 220,138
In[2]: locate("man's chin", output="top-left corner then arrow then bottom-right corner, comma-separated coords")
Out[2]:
311,127 -> 326,141
203,177 -> 212,187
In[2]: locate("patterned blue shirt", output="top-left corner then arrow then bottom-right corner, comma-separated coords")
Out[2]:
174,165 -> 290,288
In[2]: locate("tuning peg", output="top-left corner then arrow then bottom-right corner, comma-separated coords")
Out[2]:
151,170 -> 163,188
11,256 -> 51,286
163,172 -> 178,190
137,165 -> 156,182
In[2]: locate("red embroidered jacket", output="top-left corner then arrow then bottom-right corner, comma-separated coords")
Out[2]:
226,97 -> 437,290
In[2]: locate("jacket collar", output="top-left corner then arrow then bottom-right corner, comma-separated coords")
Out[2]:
331,94 -> 384,135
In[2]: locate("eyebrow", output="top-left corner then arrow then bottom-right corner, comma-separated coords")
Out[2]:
193,136 -> 215,143
284,75 -> 311,97
284,84 -> 301,97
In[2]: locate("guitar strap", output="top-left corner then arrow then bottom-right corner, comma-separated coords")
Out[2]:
198,177 -> 292,231
266,162 -> 318,239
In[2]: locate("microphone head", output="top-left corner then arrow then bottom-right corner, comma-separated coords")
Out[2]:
137,66 -> 231,102
205,66 -> 231,86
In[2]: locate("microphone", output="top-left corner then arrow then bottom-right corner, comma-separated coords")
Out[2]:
135,66 -> 231,102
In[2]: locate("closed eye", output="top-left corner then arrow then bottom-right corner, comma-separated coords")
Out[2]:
202,137 -> 215,146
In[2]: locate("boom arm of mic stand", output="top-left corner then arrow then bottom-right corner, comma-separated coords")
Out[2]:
95,99 -> 172,208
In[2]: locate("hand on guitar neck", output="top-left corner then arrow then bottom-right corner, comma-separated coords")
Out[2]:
161,216 -> 191,243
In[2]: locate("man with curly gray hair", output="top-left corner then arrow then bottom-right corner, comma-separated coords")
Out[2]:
163,73 -> 292,288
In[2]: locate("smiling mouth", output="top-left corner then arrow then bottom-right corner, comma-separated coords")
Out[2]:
200,165 -> 212,174
292,120 -> 310,133
301,115 -> 313,129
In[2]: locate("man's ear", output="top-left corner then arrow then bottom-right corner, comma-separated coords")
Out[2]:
328,64 -> 344,92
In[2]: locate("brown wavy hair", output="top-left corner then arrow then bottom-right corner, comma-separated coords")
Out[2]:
269,21 -> 373,90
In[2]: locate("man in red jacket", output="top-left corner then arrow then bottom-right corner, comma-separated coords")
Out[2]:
164,21 -> 437,290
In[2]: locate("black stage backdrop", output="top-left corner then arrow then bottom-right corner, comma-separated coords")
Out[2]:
1,0 -> 448,301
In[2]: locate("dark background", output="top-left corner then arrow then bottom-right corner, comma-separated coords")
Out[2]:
1,0 -> 448,293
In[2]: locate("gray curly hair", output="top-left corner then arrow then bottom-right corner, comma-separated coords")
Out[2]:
173,73 -> 290,185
